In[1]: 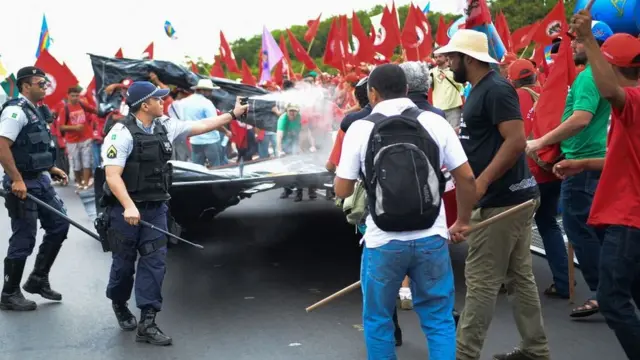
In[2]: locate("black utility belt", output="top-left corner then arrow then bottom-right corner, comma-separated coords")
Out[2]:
133,201 -> 166,209
20,171 -> 45,180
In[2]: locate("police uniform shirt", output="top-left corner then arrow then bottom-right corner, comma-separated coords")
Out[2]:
0,94 -> 38,142
101,116 -> 193,168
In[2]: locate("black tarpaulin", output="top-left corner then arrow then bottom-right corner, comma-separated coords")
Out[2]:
88,54 -> 279,131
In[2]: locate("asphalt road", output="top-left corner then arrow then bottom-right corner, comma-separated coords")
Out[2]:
0,185 -> 625,360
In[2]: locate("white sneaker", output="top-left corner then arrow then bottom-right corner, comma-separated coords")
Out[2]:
399,287 -> 413,310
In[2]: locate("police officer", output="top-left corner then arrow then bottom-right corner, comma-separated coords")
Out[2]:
0,66 -> 70,311
100,81 -> 247,345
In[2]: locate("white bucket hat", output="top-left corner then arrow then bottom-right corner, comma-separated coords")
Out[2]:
434,29 -> 498,64
191,78 -> 220,90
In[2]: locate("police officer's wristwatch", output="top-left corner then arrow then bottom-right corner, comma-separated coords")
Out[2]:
227,109 -> 237,120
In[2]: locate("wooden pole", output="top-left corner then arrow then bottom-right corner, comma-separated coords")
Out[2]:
305,199 -> 537,312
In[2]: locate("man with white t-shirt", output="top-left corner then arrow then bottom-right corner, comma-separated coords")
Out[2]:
334,64 -> 477,360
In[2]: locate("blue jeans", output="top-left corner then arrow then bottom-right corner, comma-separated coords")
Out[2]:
560,170 -> 604,299
258,132 -> 277,159
597,226 -> 640,359
92,141 -> 102,171
361,236 -> 455,360
191,143 -> 221,167
536,180 -> 569,296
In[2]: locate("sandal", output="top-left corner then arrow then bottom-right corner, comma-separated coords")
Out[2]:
570,299 -> 599,318
544,283 -> 570,299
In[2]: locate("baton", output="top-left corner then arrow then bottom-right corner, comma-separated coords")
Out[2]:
0,188 -> 101,242
305,199 -> 536,313
138,219 -> 204,250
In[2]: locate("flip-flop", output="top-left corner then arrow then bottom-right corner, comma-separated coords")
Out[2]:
570,299 -> 599,318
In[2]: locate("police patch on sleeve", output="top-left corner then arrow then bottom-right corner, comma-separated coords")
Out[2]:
11,113 -> 18,119
106,145 -> 118,159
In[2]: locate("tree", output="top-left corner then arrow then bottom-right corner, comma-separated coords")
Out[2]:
203,0 -> 577,78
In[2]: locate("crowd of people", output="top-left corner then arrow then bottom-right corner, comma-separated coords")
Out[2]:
1,6 -> 639,360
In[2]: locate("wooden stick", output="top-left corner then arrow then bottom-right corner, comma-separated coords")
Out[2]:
300,38 -> 315,75
305,199 -> 536,312
568,242 -> 576,304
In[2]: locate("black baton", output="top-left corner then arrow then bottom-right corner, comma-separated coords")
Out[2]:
138,219 -> 204,250
0,189 -> 101,242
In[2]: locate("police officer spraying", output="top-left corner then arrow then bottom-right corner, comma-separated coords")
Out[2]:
100,81 -> 247,346
0,66 -> 70,311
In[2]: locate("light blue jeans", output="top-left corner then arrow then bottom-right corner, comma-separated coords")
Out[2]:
361,236 -> 455,360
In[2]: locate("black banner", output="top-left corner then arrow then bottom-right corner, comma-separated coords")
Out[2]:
88,54 -> 279,131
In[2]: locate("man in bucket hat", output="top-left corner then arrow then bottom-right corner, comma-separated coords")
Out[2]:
435,29 -> 549,360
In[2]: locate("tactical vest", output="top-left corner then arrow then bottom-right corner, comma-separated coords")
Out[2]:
0,98 -> 56,176
121,116 -> 174,203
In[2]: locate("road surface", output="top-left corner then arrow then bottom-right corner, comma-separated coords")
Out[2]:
0,185 -> 624,360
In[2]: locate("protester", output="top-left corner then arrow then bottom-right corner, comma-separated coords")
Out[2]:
167,88 -> 194,161
509,59 -> 570,299
554,12 -> 640,358
526,23 -> 613,318
180,79 -> 223,167
335,63 -> 476,360
435,29 -> 548,360
429,54 -> 464,127
57,86 -> 96,190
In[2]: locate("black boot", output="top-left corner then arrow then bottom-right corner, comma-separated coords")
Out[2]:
308,187 -> 317,200
294,189 -> 303,202
23,242 -> 63,301
136,307 -> 172,346
0,258 -> 37,311
279,188 -> 292,199
112,302 -> 137,331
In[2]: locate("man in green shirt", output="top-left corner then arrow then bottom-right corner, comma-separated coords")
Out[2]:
525,26 -> 613,320
276,103 -> 317,202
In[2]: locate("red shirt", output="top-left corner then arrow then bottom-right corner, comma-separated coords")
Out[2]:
58,102 -> 92,143
588,87 -> 640,229
517,86 -> 558,184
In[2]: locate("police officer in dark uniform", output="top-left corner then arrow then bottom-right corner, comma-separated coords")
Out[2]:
0,66 -> 70,311
99,81 -> 247,345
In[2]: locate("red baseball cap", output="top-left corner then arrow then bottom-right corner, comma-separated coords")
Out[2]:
508,59 -> 536,81
601,33 -> 640,68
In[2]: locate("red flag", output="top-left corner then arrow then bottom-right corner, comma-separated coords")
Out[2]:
304,13 -> 322,43
414,4 -> 434,58
495,11 -> 513,53
351,11 -> 375,64
530,38 -> 576,170
114,48 -> 124,59
402,5 -> 432,62
210,57 -> 225,78
531,1 -> 567,46
273,34 -> 294,85
191,62 -> 199,74
241,59 -> 256,86
339,15 -> 355,66
35,50 -> 77,108
287,29 -> 317,70
435,16 -> 450,47
219,31 -> 241,74
323,18 -> 346,71
61,63 -> 79,86
373,6 -> 401,59
141,42 -> 154,59
465,0 -> 492,28
512,23 -> 540,52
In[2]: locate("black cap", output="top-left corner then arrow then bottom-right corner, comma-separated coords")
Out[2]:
16,66 -> 46,81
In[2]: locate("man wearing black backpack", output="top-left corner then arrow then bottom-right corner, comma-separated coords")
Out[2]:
334,64 -> 477,360
435,29 -> 548,360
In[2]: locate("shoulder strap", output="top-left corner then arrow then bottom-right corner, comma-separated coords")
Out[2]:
64,101 -> 70,125
361,113 -> 386,123
401,107 -> 424,119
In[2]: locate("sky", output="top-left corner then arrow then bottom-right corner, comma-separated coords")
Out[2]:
0,0 -> 464,86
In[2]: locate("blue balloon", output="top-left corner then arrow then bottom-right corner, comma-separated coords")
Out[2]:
591,20 -> 614,41
574,0 -> 638,36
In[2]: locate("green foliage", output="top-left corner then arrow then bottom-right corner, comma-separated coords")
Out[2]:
191,0 -> 578,78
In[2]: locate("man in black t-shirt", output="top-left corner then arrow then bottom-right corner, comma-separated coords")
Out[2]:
436,30 -> 548,360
